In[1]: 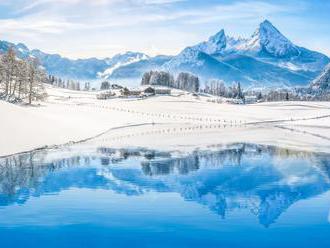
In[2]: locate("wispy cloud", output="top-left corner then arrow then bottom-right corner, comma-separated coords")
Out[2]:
0,0 -> 328,58
16,0 -> 185,14
8,0 -> 294,32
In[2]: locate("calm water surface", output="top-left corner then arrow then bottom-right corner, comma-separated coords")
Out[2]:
0,143 -> 330,247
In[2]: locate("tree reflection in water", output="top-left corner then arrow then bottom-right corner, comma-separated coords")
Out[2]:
0,143 -> 330,227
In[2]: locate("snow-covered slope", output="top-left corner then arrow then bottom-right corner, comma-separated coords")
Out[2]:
236,20 -> 300,58
161,46 -> 313,87
98,52 -> 149,79
1,85 -> 330,156
162,47 -> 250,84
192,29 -> 227,55
311,63 -> 330,90
109,55 -> 172,79
221,54 -> 311,87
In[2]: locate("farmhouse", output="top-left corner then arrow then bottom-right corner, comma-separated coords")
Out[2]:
244,95 -> 257,104
96,91 -> 115,100
143,87 -> 155,95
155,88 -> 171,95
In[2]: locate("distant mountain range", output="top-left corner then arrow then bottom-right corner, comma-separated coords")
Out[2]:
1,20 -> 329,88
162,20 -> 329,88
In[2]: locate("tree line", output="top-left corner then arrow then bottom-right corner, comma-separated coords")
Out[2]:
203,79 -> 244,99
47,75 -> 93,91
0,48 -> 47,104
141,71 -> 200,92
249,88 -> 330,102
140,71 -> 245,99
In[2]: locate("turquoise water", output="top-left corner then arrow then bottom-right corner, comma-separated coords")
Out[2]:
0,144 -> 330,247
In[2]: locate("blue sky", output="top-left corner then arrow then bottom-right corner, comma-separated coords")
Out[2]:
0,0 -> 329,58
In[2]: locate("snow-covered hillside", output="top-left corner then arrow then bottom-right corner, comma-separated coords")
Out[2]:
98,52 -> 149,79
311,63 -> 330,90
192,29 -> 227,54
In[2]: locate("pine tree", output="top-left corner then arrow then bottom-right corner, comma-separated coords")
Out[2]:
237,82 -> 243,99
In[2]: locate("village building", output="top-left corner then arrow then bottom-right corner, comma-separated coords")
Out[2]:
244,95 -> 257,104
155,88 -> 171,95
143,87 -> 156,95
96,91 -> 115,100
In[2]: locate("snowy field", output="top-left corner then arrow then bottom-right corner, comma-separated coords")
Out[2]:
1,85 -> 330,157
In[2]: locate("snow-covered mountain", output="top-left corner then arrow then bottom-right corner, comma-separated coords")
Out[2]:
235,20 -> 300,58
191,29 -> 227,55
98,52 -> 149,79
0,40 -> 149,80
234,20 -> 329,74
162,47 -> 249,83
109,55 -> 172,79
0,19 -> 329,87
161,19 -> 329,87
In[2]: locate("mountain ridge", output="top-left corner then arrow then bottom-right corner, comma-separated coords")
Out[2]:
0,19 -> 329,87
160,19 -> 329,87
0,40 -> 151,80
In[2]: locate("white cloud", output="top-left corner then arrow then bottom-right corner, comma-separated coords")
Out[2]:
0,8 -> 90,36
0,0 -> 327,58
7,1 -> 294,32
16,0 -> 184,13
142,0 -> 185,4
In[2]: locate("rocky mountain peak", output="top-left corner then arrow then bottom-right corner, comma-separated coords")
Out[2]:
246,19 -> 299,57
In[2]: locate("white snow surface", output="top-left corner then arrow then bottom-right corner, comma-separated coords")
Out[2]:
1,85 -> 330,157
311,63 -> 330,89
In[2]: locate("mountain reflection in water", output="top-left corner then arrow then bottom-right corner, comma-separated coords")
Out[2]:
0,143 -> 330,228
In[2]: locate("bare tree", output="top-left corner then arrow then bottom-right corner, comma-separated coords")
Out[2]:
0,48 -> 46,104
1,47 -> 16,97
26,58 -> 47,104
176,72 -> 199,92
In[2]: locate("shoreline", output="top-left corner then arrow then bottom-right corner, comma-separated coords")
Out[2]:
0,122 -> 164,159
2,123 -> 330,160
1,86 -> 330,157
